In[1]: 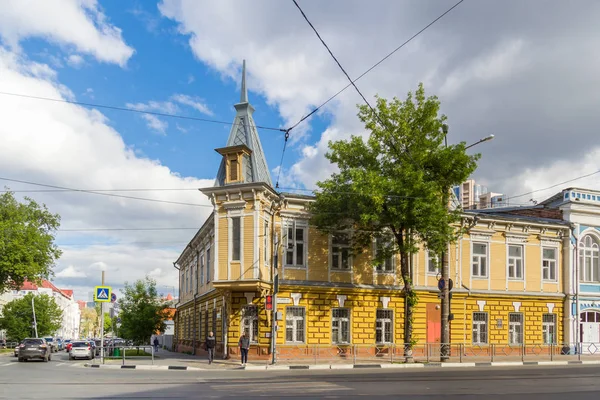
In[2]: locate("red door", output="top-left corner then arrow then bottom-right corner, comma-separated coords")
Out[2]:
426,303 -> 441,344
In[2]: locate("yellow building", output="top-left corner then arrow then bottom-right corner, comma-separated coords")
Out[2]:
173,62 -> 570,360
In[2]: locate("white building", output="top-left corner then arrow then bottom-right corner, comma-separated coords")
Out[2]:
6,280 -> 80,339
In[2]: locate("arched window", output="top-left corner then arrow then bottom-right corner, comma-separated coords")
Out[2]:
579,235 -> 600,282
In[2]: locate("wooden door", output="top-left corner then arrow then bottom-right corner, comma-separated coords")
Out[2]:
426,303 -> 441,344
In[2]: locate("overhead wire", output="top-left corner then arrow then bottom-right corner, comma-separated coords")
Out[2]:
0,91 -> 286,133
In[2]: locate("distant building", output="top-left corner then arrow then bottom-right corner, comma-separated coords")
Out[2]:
479,192 -> 506,209
453,179 -> 488,209
3,280 -> 81,339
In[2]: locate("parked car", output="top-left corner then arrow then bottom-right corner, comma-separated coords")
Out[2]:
93,339 -> 102,356
14,341 -> 21,357
56,338 -> 64,351
69,341 -> 93,360
63,339 -> 72,351
18,338 -> 52,362
43,337 -> 58,353
65,342 -> 73,352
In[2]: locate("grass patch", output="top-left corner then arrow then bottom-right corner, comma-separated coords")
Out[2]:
123,349 -> 153,357
0,349 -> 14,354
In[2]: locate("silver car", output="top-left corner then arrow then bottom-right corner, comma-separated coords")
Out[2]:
68,341 -> 94,360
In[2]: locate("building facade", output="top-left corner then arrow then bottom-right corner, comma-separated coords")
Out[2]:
173,62 -> 570,360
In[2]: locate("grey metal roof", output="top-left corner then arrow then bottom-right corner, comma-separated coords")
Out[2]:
214,60 -> 273,187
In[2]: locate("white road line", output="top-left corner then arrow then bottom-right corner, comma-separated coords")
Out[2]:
56,362 -> 66,367
0,362 -> 15,367
211,382 -> 350,393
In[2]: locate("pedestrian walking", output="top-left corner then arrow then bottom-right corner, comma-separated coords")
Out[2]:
153,337 -> 159,353
238,332 -> 250,366
205,331 -> 216,364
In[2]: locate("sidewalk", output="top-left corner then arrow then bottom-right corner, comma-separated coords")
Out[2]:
84,348 -> 600,371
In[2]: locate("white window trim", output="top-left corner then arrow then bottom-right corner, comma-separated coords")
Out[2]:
231,216 -> 242,262
283,220 -> 308,269
508,313 -> 524,345
426,250 -> 439,276
542,313 -> 557,344
331,308 -> 351,344
472,312 -> 488,345
264,218 -> 270,267
579,235 -> 600,283
330,232 -> 352,272
241,305 -> 259,344
507,244 -> 525,281
375,309 -> 394,344
285,306 -> 306,344
471,241 -> 489,279
541,246 -> 558,282
373,238 -> 395,274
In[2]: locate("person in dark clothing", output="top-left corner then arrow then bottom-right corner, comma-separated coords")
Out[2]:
206,331 -> 216,364
238,332 -> 250,366
153,337 -> 159,353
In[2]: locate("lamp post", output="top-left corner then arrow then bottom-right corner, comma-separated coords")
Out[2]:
440,128 -> 494,362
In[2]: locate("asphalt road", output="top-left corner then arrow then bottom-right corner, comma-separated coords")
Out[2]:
1,352 -> 600,399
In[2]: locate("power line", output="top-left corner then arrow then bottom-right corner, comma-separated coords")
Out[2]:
0,177 -> 212,208
0,91 -> 286,132
287,0 -> 466,131
1,188 -> 199,193
506,170 -> 600,202
59,227 -> 200,232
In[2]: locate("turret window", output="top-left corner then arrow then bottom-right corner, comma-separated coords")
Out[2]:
230,158 -> 238,181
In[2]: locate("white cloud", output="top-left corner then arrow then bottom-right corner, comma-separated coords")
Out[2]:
0,0 -> 134,66
171,94 -> 213,116
56,265 -> 87,278
142,114 -> 168,135
0,46 -> 213,300
66,54 -> 85,68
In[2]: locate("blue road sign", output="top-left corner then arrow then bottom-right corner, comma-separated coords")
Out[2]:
94,286 -> 111,302
111,292 -> 117,303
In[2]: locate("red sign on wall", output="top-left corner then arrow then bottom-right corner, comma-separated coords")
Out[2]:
266,295 -> 273,311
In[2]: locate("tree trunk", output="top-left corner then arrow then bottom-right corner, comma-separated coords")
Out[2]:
400,251 -> 414,362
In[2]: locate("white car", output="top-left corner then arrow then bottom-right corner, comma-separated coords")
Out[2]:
69,341 -> 94,360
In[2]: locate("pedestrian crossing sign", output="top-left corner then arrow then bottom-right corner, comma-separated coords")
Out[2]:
94,286 -> 112,302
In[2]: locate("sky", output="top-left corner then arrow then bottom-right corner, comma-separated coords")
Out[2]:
1,0 -> 600,301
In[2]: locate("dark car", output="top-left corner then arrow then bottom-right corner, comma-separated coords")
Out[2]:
18,338 -> 52,362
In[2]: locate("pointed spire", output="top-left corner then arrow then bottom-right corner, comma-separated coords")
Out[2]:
240,59 -> 248,104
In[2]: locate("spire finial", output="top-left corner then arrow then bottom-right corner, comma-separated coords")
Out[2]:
240,59 -> 248,103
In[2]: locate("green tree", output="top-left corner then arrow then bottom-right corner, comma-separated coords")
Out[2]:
310,84 -> 478,357
118,277 -> 169,345
0,191 -> 62,294
93,304 -> 114,335
0,293 -> 62,341
80,307 -> 98,338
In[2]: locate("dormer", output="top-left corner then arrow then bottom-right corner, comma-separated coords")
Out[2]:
215,144 -> 252,185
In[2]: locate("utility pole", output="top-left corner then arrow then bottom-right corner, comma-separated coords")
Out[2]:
100,271 -> 105,363
32,296 -> 38,338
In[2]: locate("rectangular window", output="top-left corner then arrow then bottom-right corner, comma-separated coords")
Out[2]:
206,248 -> 211,283
193,263 -> 197,294
509,313 -> 524,345
232,217 -> 241,261
204,309 -> 209,343
472,242 -> 488,277
332,308 -> 350,344
212,309 -> 217,336
198,312 -> 202,341
264,220 -> 270,265
230,159 -> 238,181
427,251 -> 439,274
285,222 -> 306,268
331,233 -> 351,270
199,254 -> 205,287
508,245 -> 524,279
285,307 -> 305,343
542,313 -> 557,344
542,247 -> 557,281
374,237 -> 394,273
472,312 -> 488,344
376,309 -> 393,344
241,305 -> 259,343
185,268 -> 189,293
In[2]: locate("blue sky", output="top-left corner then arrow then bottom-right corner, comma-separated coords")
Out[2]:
2,0 -> 600,300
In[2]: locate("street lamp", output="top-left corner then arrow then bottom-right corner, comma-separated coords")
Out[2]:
440,129 -> 495,362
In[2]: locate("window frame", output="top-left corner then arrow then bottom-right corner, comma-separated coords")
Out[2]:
426,251 -> 439,275
507,244 -> 524,280
542,247 -> 557,282
264,220 -> 270,266
579,235 -> 600,283
231,217 -> 241,262
331,308 -> 351,344
472,312 -> 488,345
375,309 -> 393,344
241,305 -> 259,343
472,242 -> 488,278
542,313 -> 557,344
284,220 -> 307,269
508,313 -> 524,345
199,253 -> 205,288
374,237 -> 395,274
206,247 -> 211,283
285,306 -> 306,344
331,232 -> 352,271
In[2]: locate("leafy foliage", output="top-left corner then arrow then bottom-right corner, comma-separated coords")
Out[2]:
0,191 -> 62,294
0,293 -> 62,341
310,84 -> 479,352
118,277 -> 169,345
80,307 -> 98,338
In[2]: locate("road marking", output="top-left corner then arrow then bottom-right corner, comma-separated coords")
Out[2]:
210,382 -> 350,394
0,362 -> 15,367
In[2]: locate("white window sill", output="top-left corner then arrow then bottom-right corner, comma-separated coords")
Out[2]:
375,271 -> 395,275
330,268 -> 352,273
472,276 -> 489,280
508,278 -> 525,281
284,265 -> 307,270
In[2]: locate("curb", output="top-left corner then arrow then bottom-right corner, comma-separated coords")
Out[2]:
84,360 -> 600,371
